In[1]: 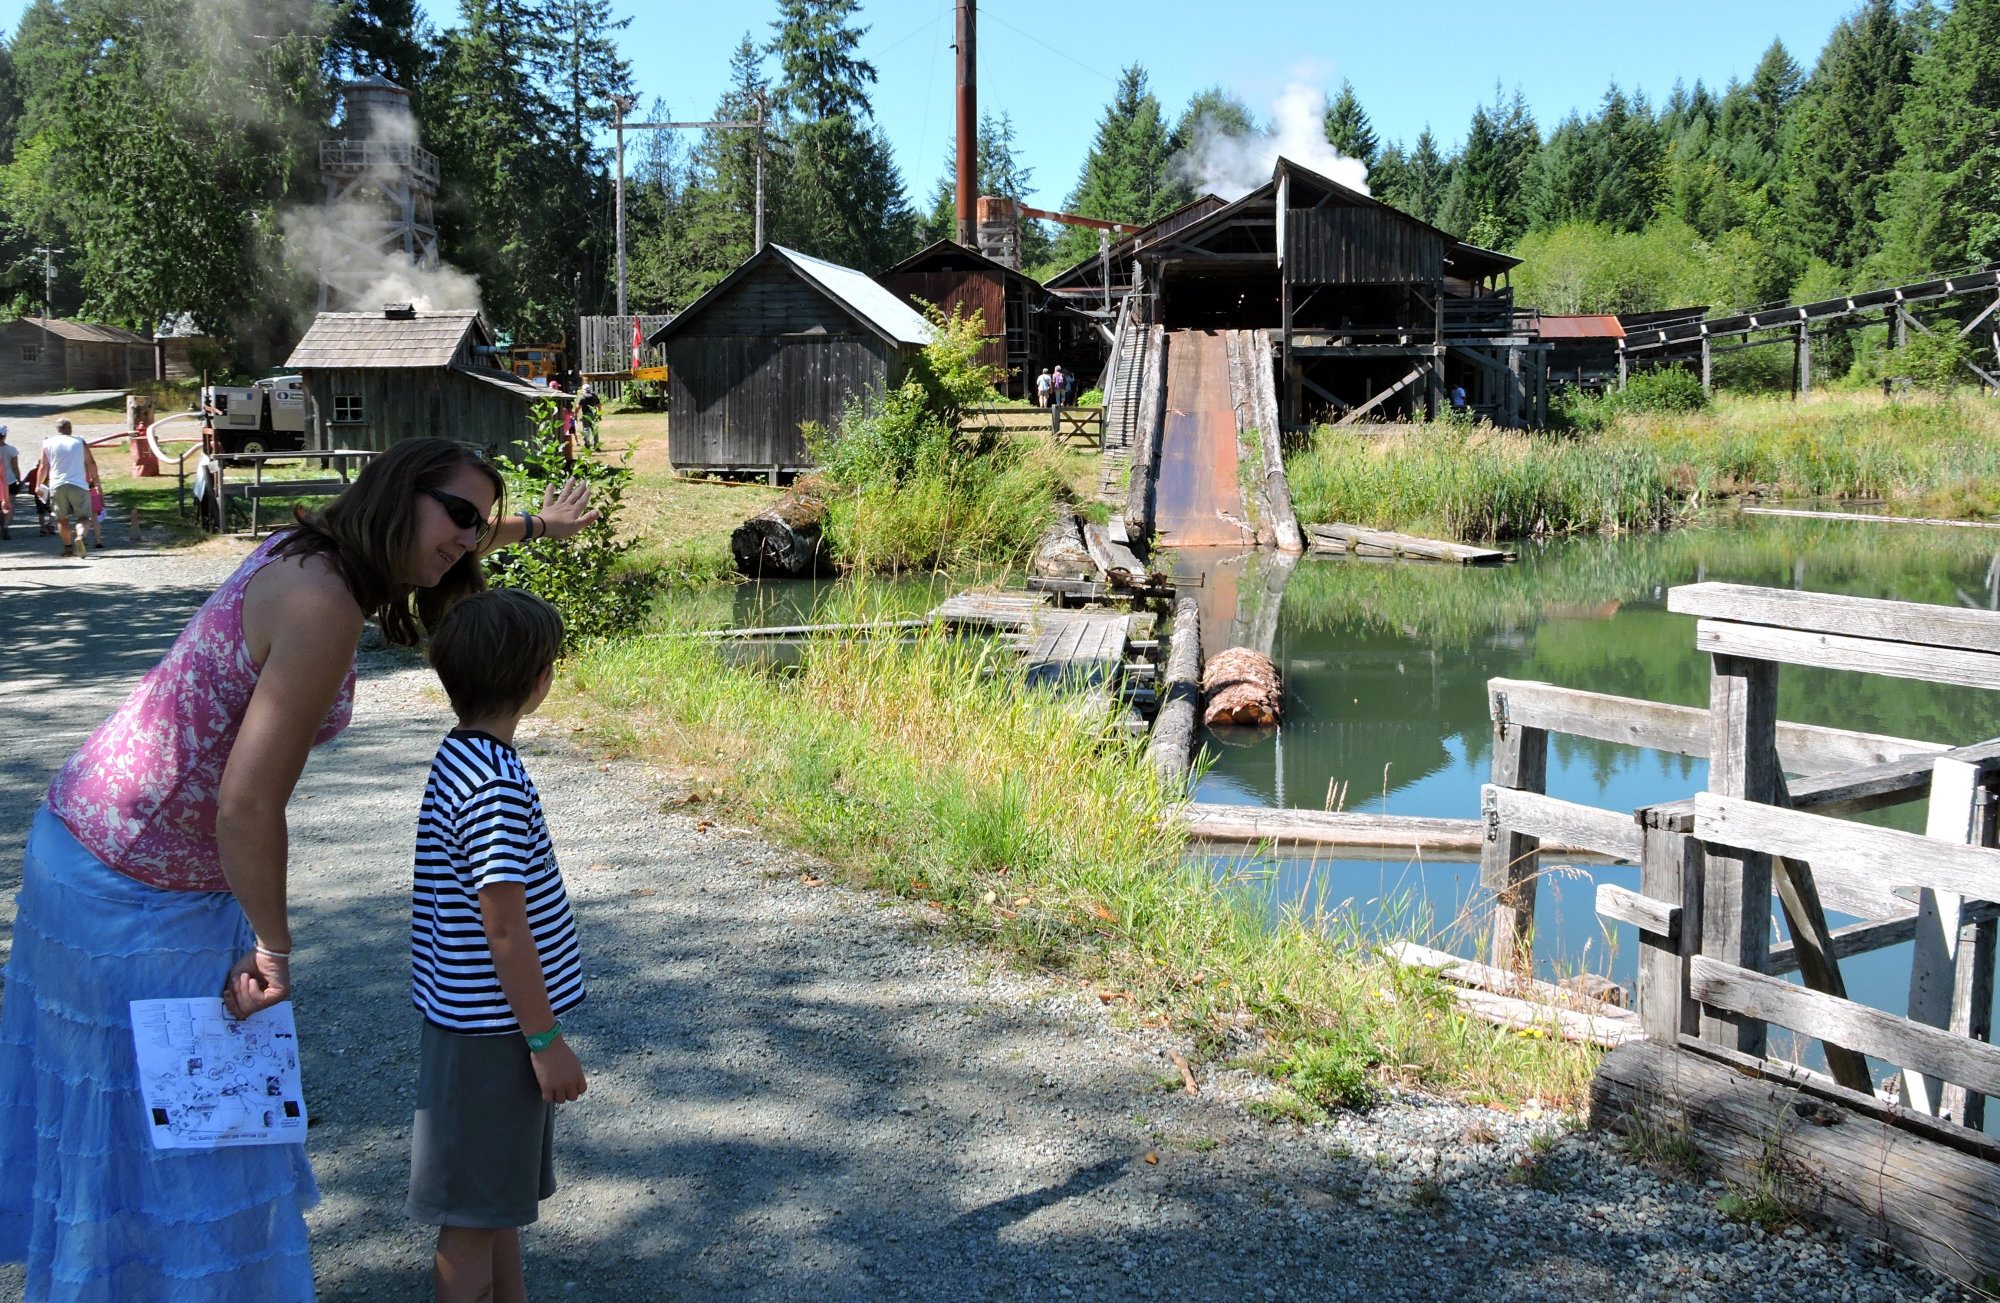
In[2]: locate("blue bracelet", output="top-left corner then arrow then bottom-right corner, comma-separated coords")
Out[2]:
524,1021 -> 561,1053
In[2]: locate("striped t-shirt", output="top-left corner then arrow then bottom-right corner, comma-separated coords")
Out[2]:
411,730 -> 585,1033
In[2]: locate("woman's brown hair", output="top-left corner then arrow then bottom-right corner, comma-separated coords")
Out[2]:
270,438 -> 506,645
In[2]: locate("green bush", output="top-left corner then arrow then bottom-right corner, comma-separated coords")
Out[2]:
483,402 -> 657,640
1894,331 -> 1971,395
1607,365 -> 1710,415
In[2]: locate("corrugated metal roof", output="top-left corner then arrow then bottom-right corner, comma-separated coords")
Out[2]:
285,310 -> 485,369
25,319 -> 151,345
451,365 -> 551,403
773,246 -> 934,346
1536,314 -> 1626,340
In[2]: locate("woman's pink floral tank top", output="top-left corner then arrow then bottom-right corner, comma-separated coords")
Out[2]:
46,533 -> 356,891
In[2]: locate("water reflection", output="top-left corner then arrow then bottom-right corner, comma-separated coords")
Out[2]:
1193,515 -> 2000,996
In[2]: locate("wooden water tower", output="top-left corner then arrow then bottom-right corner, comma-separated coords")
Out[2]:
316,76 -> 442,311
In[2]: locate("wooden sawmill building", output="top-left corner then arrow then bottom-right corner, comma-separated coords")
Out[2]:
650,244 -> 934,477
0,318 -> 154,394
285,307 -> 549,454
1041,194 -> 1229,309
876,240 -> 1101,401
1102,160 -> 1547,428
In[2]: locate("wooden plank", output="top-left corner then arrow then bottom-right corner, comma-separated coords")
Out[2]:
1486,678 -> 1943,775
1595,883 -> 1679,941
1480,719 -> 1548,971
1482,786 -> 1644,862
1697,618 -> 2000,693
1637,819 -> 1704,1043
1906,757 -> 1997,1123
1768,773 -> 1875,1092
1692,793 -> 2000,908
1672,582 -> 2000,655
1769,910 -> 1919,973
1741,506 -> 2000,532
1183,806 -> 1495,856
1782,736 -> 2000,816
1386,941 -> 1639,1048
1592,1037 -> 2000,1289
1430,981 -> 1642,1048
1704,653 -> 1778,1056
1307,522 -> 1512,565
1691,955 -> 2000,1101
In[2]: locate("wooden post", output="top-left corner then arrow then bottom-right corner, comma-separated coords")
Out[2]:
1906,757 -> 2000,1126
1894,306 -> 1910,350
1700,337 -> 1712,393
1482,718 -> 1549,972
1637,814 -> 1703,1044
1616,343 -> 1628,390
1796,323 -> 1812,398
1703,654 -> 1778,1056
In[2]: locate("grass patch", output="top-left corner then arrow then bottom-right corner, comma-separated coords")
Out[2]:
1286,391 -> 2000,542
552,615 -> 1602,1111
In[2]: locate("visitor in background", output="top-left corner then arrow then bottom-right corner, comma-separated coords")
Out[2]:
1035,368 -> 1052,408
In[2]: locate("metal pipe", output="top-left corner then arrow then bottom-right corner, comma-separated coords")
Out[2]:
954,0 -> 976,248
614,96 -> 629,323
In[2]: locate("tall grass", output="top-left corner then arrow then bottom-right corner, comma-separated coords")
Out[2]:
1287,392 -> 2000,541
824,439 -> 1075,572
556,614 -> 1600,1107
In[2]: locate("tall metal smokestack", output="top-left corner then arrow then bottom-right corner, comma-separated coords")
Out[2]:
954,0 -> 976,248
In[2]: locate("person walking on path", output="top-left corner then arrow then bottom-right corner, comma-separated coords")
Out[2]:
407,589 -> 587,1303
0,437 -> 598,1303
1051,365 -> 1069,408
1034,368 -> 1052,408
0,427 -> 18,539
36,419 -> 98,558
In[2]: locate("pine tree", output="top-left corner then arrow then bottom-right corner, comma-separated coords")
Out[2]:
329,0 -> 432,87
1527,113 -> 1596,229
1369,141 -> 1410,208
1049,64 -> 1179,269
1588,86 -> 1661,230
1323,79 -> 1377,165
1783,0 -> 1916,274
919,111 -> 1053,266
1401,127 -> 1451,225
1437,86 -> 1539,246
765,0 -> 914,271
1877,0 -> 2000,277
637,36 -> 769,308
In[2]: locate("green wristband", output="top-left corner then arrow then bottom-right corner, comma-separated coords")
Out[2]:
523,1021 -> 562,1053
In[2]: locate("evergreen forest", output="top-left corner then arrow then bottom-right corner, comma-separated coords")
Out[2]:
0,0 -> 1994,367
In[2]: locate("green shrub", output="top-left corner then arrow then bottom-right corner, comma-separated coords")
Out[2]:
1078,387 -> 1104,407
1608,366 -> 1710,416
484,402 -> 657,640
1895,331 -> 1971,395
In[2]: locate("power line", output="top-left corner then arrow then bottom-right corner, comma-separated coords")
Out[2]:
980,10 -> 1119,86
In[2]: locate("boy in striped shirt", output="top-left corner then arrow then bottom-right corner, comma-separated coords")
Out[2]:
407,588 -> 586,1303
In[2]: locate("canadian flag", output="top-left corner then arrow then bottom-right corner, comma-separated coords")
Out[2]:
631,315 -> 643,370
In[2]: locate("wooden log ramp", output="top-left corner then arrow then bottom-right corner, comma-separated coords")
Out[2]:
1305,522 -> 1513,566
1594,1036 -> 2000,1290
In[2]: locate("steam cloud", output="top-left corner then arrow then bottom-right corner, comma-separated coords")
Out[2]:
1175,84 -> 1372,202
280,85 -> 483,316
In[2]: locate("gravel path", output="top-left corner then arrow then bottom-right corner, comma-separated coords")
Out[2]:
0,530 -> 1977,1302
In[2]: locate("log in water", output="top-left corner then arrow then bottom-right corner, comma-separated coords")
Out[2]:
732,491 -> 832,578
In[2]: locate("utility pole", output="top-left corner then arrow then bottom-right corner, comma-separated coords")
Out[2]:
610,112 -> 765,331
33,246 -> 62,321
954,0 -> 977,248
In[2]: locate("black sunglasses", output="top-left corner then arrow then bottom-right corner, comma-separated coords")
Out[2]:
418,484 -> 493,538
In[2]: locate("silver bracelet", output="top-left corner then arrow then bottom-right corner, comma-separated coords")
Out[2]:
254,941 -> 292,960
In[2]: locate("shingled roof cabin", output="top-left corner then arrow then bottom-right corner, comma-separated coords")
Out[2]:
0,317 -> 154,395
284,307 -> 551,454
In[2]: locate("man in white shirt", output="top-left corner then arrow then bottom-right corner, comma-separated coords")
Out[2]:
0,426 -> 18,539
37,418 -> 100,558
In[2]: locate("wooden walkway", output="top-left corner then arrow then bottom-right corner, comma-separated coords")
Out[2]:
930,589 -> 1144,727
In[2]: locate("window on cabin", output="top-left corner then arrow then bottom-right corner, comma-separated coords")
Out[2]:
331,393 -> 364,423
20,345 -> 40,363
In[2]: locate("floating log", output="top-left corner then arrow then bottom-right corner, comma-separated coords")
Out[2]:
731,491 -> 831,578
1593,1036 -> 2000,1290
1306,522 -> 1513,565
1202,647 -> 1281,726
1741,505 -> 2000,531
1031,512 -> 1094,578
1147,595 -> 1203,782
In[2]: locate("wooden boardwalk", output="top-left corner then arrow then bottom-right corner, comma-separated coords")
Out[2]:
931,589 -> 1142,726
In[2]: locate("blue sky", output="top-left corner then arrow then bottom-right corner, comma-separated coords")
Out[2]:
3,0 -> 1857,211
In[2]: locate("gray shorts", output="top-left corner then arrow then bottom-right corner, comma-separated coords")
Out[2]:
406,1020 -> 556,1228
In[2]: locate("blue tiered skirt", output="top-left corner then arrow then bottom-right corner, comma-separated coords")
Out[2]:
0,808 -> 318,1302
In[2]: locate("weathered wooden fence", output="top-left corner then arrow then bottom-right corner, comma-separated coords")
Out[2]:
956,404 -> 1104,448
1479,582 -> 2000,1286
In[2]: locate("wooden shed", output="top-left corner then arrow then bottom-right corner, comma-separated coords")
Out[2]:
876,241 -> 1100,401
650,244 -> 932,477
0,317 -> 153,394
284,307 -> 549,455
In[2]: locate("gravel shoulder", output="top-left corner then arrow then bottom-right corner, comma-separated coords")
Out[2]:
0,532 -> 1975,1303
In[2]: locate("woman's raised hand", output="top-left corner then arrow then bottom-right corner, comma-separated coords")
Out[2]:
221,947 -> 291,1019
538,478 -> 600,540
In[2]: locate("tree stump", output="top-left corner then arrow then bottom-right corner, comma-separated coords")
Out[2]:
731,491 -> 832,578
1202,647 -> 1281,726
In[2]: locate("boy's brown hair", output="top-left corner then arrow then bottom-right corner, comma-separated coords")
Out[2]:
426,588 -> 565,722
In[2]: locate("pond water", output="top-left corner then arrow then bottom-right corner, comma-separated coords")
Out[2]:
1183,515 -> 2000,1032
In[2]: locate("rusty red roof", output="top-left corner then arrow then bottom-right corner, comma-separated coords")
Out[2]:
1536,314 -> 1626,340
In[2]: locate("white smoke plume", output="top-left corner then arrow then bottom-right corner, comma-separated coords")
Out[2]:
1176,84 -> 1372,202
280,86 -> 484,316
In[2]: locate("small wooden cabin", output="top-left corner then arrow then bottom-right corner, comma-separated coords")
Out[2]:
876,241 -> 1100,401
285,307 -> 549,455
650,244 -> 933,476
0,318 -> 153,394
